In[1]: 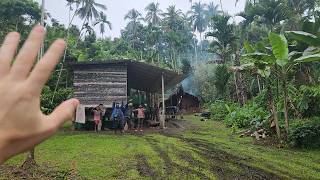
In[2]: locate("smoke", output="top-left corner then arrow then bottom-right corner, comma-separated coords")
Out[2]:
182,52 -> 219,97
182,74 -> 199,96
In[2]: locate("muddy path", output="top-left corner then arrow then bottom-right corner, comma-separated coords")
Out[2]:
145,119 -> 287,180
180,137 -> 282,180
145,137 -> 211,179
0,164 -> 84,180
135,154 -> 156,177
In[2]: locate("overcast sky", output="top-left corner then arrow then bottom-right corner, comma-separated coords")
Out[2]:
36,0 -> 246,38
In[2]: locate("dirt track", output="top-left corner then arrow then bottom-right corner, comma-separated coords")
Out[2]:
135,119 -> 284,180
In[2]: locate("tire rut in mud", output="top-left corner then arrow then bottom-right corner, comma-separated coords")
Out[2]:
158,124 -> 288,180
135,154 -> 156,178
145,137 -> 211,179
177,135 -> 284,180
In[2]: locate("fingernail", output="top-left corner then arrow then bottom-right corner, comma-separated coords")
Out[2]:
72,99 -> 80,107
5,32 -> 20,43
8,32 -> 20,39
55,39 -> 66,46
34,25 -> 45,33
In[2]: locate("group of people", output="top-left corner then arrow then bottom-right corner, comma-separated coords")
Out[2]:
91,102 -> 159,134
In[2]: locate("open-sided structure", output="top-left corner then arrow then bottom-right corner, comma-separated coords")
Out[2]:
70,60 -> 185,127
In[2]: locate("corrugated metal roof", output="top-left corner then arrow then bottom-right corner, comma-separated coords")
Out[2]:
69,60 -> 186,93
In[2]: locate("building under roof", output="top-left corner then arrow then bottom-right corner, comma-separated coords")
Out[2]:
70,60 -> 186,127
70,60 -> 185,107
165,87 -> 201,114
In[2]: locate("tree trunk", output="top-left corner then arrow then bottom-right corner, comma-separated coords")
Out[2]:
220,0 -> 223,12
75,18 -> 88,48
193,34 -> 198,64
234,52 -> 247,106
257,75 -> 261,93
282,74 -> 289,134
29,149 -> 35,160
235,72 -> 247,106
267,79 -> 281,139
200,32 -> 203,52
22,149 -> 37,168
233,72 -> 241,105
178,53 -> 181,71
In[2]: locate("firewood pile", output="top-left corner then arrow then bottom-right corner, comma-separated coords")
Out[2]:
239,129 -> 268,140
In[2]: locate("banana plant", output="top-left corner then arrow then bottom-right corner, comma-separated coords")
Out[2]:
242,44 -> 281,139
243,31 -> 320,136
285,30 -> 320,63
286,17 -> 320,59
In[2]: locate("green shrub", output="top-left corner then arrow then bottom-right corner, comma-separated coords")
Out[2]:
290,85 -> 320,118
224,102 -> 270,129
254,89 -> 268,110
287,118 -> 320,148
41,86 -> 74,114
210,100 -> 237,121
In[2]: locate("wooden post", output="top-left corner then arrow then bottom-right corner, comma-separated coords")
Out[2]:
160,73 -> 166,129
27,0 -> 45,165
138,90 -> 141,105
39,0 -> 45,58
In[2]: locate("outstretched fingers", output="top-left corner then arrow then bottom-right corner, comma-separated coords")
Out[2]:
46,99 -> 79,130
10,26 -> 45,80
0,32 -> 20,77
28,39 -> 66,94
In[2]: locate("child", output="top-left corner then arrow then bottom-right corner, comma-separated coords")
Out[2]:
135,105 -> 146,132
93,107 -> 102,132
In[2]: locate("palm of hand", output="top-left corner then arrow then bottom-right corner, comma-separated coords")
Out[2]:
0,26 -> 79,163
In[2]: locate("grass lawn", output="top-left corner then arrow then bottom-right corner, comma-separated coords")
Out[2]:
3,116 -> 320,179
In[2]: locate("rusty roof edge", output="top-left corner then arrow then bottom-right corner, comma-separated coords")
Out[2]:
68,60 -> 183,76
69,60 -> 187,92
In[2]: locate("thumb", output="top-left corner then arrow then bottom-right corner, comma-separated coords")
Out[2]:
47,98 -> 80,128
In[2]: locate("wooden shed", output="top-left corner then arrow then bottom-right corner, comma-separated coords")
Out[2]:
70,60 -> 185,126
165,87 -> 201,114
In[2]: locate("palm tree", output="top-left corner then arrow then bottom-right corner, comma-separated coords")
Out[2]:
76,0 -> 107,35
189,2 -> 207,51
207,14 -> 236,63
93,11 -> 112,37
206,2 -> 220,17
145,3 -> 163,64
125,9 -> 142,25
206,2 -> 221,37
124,9 -> 142,49
145,25 -> 162,63
162,6 -> 184,69
239,0 -> 289,30
145,2 -> 162,26
66,0 -> 81,25
162,5 -> 183,31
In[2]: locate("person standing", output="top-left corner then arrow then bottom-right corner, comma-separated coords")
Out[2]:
93,106 -> 102,132
111,103 -> 125,134
124,103 -> 134,131
153,104 -> 159,121
98,104 -> 105,131
135,105 -> 146,132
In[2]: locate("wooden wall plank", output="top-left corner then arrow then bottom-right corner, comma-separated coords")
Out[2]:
73,65 -> 128,106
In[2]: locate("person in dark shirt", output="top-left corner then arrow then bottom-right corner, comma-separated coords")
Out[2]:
111,103 -> 125,134
124,103 -> 134,131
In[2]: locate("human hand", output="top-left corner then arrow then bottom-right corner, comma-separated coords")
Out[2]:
0,26 -> 79,164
